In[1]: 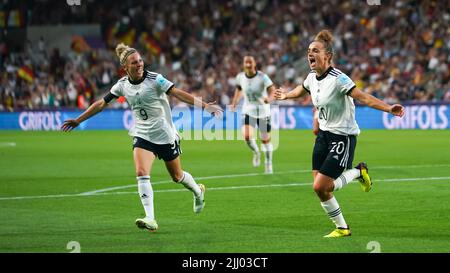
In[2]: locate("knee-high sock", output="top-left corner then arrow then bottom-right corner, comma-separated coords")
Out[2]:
333,168 -> 360,191
261,143 -> 273,165
178,171 -> 201,197
320,196 -> 348,229
245,139 -> 260,154
137,176 -> 154,220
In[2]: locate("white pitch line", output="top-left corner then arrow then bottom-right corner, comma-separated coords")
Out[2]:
1,176 -> 450,201
96,176 -> 450,195
79,164 -> 450,196
0,142 -> 16,147
79,169 -> 310,196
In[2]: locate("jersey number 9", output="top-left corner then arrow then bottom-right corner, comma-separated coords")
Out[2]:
139,109 -> 148,120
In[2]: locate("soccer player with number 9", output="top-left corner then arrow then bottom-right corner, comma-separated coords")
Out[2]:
61,43 -> 223,232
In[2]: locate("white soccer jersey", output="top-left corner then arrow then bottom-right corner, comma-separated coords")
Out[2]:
235,71 -> 274,118
110,70 -> 177,144
303,67 -> 360,136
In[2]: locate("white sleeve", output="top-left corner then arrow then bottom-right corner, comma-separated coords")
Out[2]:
263,74 -> 274,90
110,82 -> 123,97
336,73 -> 356,95
156,74 -> 174,94
302,74 -> 312,94
235,73 -> 242,90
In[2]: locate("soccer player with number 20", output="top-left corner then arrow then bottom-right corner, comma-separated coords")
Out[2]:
275,30 -> 404,237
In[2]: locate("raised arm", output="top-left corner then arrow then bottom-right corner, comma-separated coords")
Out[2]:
349,88 -> 404,117
61,98 -> 108,132
168,87 -> 223,117
274,85 -> 308,100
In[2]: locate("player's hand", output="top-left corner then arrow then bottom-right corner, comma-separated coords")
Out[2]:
274,88 -> 287,100
390,104 -> 404,117
61,119 -> 80,132
205,101 -> 224,118
229,104 -> 237,112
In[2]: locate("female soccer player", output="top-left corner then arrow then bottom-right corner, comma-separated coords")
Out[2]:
61,43 -> 223,232
230,55 -> 276,174
275,30 -> 404,237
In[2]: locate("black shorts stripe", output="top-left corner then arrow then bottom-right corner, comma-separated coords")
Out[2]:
339,137 -> 351,167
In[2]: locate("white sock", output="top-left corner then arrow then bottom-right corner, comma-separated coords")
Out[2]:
320,196 -> 348,229
245,139 -> 260,154
178,171 -> 201,197
261,143 -> 273,165
333,168 -> 360,191
137,176 -> 154,220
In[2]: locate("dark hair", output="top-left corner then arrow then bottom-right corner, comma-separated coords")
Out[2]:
314,29 -> 334,54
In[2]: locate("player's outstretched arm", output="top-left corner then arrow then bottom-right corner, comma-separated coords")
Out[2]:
168,87 -> 223,117
61,99 -> 107,132
349,88 -> 404,117
274,85 -> 307,100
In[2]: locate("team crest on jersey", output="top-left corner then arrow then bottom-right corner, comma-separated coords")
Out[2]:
135,92 -> 142,105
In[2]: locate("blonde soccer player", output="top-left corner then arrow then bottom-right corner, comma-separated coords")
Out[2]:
230,55 -> 276,174
275,30 -> 404,237
62,43 -> 223,231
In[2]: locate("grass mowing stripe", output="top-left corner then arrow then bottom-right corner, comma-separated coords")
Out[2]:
79,163 -> 450,196
79,169 -> 311,195
1,130 -> 449,253
1,176 -> 449,201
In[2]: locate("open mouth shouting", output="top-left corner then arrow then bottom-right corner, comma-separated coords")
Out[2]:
309,56 -> 316,68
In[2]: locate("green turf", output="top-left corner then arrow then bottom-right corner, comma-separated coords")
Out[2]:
0,130 -> 449,253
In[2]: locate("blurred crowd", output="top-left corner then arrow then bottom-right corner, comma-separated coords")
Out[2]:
1,0 -> 449,111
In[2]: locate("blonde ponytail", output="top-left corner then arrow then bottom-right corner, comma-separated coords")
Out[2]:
115,43 -> 137,66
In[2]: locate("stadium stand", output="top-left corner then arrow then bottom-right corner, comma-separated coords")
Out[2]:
0,0 -> 449,111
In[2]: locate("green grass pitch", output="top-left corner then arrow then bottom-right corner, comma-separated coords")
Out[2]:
0,130 -> 449,253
